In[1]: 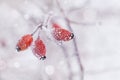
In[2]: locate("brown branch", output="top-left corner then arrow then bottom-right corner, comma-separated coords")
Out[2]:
59,44 -> 73,80
55,0 -> 84,80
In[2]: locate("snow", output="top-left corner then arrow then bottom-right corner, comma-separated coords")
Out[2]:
0,0 -> 120,80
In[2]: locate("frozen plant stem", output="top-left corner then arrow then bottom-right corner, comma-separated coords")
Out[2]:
56,0 -> 84,80
31,24 -> 42,36
31,14 -> 52,36
43,12 -> 53,28
66,18 -> 84,80
58,44 -> 73,80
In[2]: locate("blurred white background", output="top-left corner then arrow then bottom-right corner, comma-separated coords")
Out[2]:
0,0 -> 120,80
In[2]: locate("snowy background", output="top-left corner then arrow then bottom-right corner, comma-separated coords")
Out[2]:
0,0 -> 120,80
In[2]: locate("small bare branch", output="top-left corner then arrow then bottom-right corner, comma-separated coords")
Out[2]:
56,0 -> 85,80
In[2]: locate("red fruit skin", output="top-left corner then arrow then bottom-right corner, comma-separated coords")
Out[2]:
52,23 -> 74,41
52,23 -> 61,28
16,34 -> 33,51
32,38 -> 46,59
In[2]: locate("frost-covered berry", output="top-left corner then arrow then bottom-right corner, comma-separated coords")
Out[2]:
32,38 -> 46,60
52,23 -> 74,41
16,34 -> 33,51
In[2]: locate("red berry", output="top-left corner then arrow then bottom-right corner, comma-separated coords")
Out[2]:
52,23 -> 74,41
16,34 -> 33,51
32,38 -> 46,60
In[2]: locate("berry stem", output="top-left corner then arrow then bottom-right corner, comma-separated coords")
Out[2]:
43,12 -> 53,28
31,13 -> 52,36
37,28 -> 41,38
31,23 -> 42,36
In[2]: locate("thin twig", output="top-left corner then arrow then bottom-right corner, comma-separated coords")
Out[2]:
59,44 -> 73,80
31,13 -> 52,36
69,20 -> 96,26
31,23 -> 42,36
68,0 -> 90,13
66,18 -> 84,80
56,0 -> 84,80
43,12 -> 53,28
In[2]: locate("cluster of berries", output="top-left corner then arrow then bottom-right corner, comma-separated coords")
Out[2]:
16,20 -> 74,60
